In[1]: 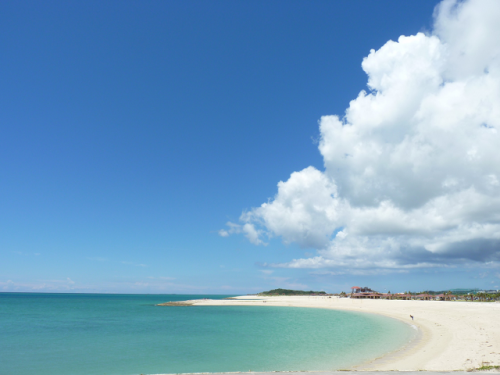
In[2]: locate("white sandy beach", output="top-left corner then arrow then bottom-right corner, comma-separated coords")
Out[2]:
188,296 -> 500,371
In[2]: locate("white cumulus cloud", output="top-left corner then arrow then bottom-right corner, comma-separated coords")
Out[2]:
221,0 -> 500,271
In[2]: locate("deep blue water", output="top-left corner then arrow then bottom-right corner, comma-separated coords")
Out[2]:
0,293 -> 414,375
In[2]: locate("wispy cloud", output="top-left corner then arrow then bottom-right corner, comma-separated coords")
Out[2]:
0,277 -> 215,294
310,269 -> 409,276
260,270 -> 274,275
147,276 -> 175,280
1,277 -> 76,292
121,261 -> 147,267
12,251 -> 41,257
87,257 -> 147,268
218,221 -> 267,245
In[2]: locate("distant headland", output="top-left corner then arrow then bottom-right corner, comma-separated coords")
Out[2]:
258,288 -> 328,296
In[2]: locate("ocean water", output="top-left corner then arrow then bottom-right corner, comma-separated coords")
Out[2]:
0,293 -> 414,375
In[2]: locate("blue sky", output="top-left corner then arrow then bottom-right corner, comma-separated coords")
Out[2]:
2,0 -> 499,294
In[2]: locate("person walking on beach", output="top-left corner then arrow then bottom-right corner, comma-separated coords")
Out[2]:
410,315 -> 414,320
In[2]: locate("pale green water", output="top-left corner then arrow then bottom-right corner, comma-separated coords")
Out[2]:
0,293 -> 414,375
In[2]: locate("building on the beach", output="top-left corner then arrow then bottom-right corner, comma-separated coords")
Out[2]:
350,286 -> 384,299
351,286 -> 376,294
351,292 -> 383,299
351,286 -> 362,294
416,293 -> 433,300
436,293 -> 457,301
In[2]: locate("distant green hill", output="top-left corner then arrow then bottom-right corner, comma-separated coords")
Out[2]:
258,288 -> 327,296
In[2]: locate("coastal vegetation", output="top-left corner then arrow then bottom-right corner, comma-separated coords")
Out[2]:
339,286 -> 500,302
258,288 -> 327,296
476,365 -> 500,371
403,289 -> 500,302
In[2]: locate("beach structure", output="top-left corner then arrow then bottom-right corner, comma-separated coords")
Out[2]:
385,293 -> 413,300
436,293 -> 457,301
351,292 -> 384,299
416,293 -> 433,300
478,289 -> 499,294
350,286 -> 376,294
350,286 -> 384,299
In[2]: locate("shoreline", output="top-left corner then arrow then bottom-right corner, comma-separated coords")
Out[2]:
176,295 -> 500,371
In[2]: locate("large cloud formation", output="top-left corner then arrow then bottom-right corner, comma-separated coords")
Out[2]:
221,0 -> 500,271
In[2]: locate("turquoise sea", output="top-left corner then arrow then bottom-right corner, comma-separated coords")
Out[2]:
0,293 -> 414,375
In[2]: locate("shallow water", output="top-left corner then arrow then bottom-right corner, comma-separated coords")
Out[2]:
0,293 -> 414,375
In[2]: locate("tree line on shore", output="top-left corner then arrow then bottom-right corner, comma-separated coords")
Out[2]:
258,288 -> 328,296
